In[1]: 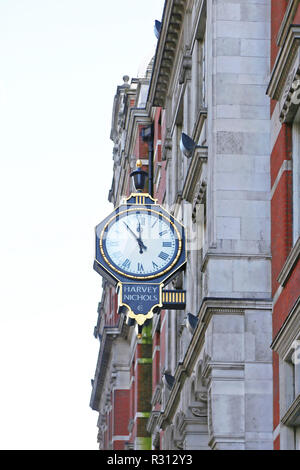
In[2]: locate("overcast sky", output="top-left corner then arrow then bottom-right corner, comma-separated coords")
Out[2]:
0,0 -> 164,450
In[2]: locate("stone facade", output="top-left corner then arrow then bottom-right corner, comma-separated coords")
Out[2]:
90,0 -> 275,450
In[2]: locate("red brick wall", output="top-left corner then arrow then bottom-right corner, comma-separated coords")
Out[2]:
270,0 -> 300,449
135,124 -> 150,159
271,0 -> 288,68
271,1 -> 288,115
113,389 -> 130,450
271,170 -> 293,295
273,266 -> 300,337
113,389 -> 130,435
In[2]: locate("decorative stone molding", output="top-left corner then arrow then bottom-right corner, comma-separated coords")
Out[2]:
172,411 -> 186,449
277,0 -> 300,48
151,384 -> 162,408
161,133 -> 172,161
152,428 -> 160,449
277,236 -> 300,287
281,394 -> 300,426
189,0 -> 207,51
149,0 -> 186,107
146,410 -> 161,435
267,26 -> 300,123
178,54 -> 192,85
271,296 -> 300,360
192,180 -> 207,223
90,316 -> 128,411
194,361 -> 208,407
190,407 -> 206,417
192,107 -> 207,144
182,144 -> 208,204
171,270 -> 184,290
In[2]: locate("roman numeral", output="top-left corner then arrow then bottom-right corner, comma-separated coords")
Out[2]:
137,263 -> 144,272
152,261 -> 159,270
137,216 -> 145,225
158,251 -> 169,261
162,241 -> 172,247
159,230 -> 168,237
122,258 -> 131,269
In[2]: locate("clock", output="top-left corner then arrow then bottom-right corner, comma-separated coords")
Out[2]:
99,207 -> 182,280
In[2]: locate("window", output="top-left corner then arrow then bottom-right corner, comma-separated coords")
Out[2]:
280,340 -> 300,449
274,298 -> 300,449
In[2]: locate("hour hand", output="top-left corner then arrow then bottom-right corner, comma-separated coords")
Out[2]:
137,239 -> 147,253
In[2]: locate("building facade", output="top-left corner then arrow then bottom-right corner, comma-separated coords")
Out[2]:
267,0 -> 300,451
90,0 -> 276,450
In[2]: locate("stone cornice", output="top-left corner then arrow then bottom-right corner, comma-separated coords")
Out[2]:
182,144 -> 208,203
148,0 -> 186,108
124,105 -> 152,159
90,316 -> 127,411
201,252 -> 272,273
271,296 -> 300,358
277,0 -> 300,48
281,394 -> 300,426
267,26 -> 300,123
192,107 -> 207,143
277,236 -> 300,286
189,0 -> 207,51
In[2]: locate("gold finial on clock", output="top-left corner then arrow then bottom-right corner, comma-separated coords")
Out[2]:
136,159 -> 142,168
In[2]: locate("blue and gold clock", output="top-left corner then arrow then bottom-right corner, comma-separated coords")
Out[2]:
94,194 -> 186,286
93,162 -> 186,326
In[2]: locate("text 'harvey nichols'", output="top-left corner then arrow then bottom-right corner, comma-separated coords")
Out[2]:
123,285 -> 159,302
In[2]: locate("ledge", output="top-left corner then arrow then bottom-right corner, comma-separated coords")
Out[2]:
267,26 -> 300,123
277,0 -> 300,48
281,394 -> 300,426
271,295 -> 300,358
148,0 -> 185,108
146,411 -> 161,434
189,0 -> 207,51
277,236 -> 300,286
182,143 -> 208,203
89,316 -> 127,411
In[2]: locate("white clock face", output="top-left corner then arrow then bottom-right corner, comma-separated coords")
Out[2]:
101,209 -> 180,278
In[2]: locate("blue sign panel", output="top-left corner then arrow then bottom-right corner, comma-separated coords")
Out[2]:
118,283 -> 162,325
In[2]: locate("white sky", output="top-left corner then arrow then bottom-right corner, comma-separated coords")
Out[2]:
0,0 -> 164,450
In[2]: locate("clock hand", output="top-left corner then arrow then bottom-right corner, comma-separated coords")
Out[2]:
123,221 -> 138,239
123,222 -> 147,252
136,222 -> 147,252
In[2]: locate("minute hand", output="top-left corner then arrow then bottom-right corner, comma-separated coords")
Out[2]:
123,222 -> 147,251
